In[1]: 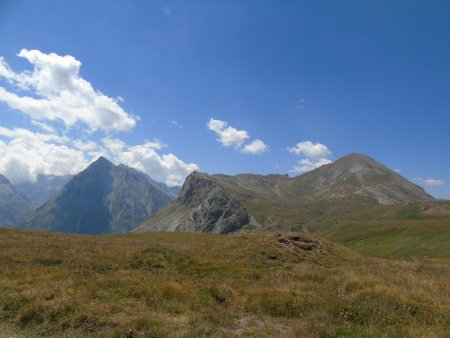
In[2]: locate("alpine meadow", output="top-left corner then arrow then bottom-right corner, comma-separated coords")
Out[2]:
0,1 -> 449,337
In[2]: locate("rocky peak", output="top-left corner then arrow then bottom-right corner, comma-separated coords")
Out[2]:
137,171 -> 255,234
178,172 -> 216,205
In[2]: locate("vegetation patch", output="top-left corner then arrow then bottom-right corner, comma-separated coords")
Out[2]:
0,228 -> 448,337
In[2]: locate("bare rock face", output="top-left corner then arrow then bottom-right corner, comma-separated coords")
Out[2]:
136,172 -> 254,234
176,173 -> 251,233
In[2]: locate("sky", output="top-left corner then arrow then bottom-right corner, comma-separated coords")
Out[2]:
0,0 -> 449,198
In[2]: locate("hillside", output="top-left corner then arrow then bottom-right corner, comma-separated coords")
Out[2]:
137,153 -> 436,234
0,227 -> 448,337
21,157 -> 175,234
0,174 -> 32,226
15,174 -> 72,209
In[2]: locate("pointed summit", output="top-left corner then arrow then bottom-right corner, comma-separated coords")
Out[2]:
87,156 -> 115,169
22,160 -> 175,234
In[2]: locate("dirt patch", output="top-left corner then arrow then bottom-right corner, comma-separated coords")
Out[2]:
276,233 -> 325,252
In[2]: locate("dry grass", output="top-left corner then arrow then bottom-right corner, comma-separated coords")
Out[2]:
0,228 -> 448,337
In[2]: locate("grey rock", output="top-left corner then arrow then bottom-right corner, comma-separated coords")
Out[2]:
136,172 -> 254,234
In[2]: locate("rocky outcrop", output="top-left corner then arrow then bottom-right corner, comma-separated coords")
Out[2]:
136,172 -> 254,234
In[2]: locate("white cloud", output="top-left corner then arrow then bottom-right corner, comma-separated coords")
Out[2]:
0,126 -> 198,186
207,118 -> 269,156
0,126 -> 87,183
30,120 -> 56,133
240,139 -> 268,155
288,141 -> 331,160
413,178 -> 444,187
425,179 -> 444,186
291,158 -> 332,173
0,49 -> 199,186
102,138 -> 198,186
288,140 -> 332,173
207,118 -> 249,148
0,49 -> 138,132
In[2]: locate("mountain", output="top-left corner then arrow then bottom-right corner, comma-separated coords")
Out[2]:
138,172 -> 257,233
137,153 -> 434,233
0,174 -> 32,226
146,176 -> 181,198
21,157 -> 175,234
15,174 -> 72,209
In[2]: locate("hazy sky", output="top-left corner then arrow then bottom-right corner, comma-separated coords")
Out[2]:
0,0 -> 449,197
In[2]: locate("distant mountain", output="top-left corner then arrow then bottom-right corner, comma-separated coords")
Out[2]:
21,157 -> 175,234
15,174 -> 72,209
291,153 -> 433,204
137,153 -> 434,233
146,176 -> 181,198
0,174 -> 32,226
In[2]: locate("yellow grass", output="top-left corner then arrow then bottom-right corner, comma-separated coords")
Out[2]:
0,228 -> 448,337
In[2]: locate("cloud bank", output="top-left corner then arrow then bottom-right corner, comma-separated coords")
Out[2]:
0,49 -> 138,132
0,50 -> 198,186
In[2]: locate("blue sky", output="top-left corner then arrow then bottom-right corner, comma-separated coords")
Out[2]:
0,0 -> 449,198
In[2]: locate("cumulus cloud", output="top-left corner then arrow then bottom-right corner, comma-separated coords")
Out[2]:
207,118 -> 249,148
102,138 -> 198,186
413,178 -> 445,186
291,158 -> 332,173
0,126 -> 88,183
0,49 -> 138,132
288,141 -> 331,160
240,139 -> 268,155
207,118 -> 268,155
0,49 -> 199,186
289,141 -> 332,173
0,126 -> 198,186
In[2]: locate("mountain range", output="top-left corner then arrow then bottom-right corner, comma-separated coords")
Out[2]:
137,153 -> 436,233
0,153 -> 447,235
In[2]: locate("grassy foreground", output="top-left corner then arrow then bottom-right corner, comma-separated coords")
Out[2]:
0,228 -> 449,337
